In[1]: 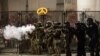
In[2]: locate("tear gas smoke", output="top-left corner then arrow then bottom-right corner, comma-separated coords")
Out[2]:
3,24 -> 35,40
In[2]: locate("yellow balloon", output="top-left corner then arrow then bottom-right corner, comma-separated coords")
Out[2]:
37,7 -> 48,15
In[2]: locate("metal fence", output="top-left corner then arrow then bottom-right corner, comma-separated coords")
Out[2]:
0,11 -> 100,26
0,11 -> 63,27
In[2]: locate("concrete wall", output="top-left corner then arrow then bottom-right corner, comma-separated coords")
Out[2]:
8,0 -> 26,11
8,0 -> 57,11
64,0 -> 77,11
56,0 -> 64,11
96,0 -> 100,21
29,0 -> 56,11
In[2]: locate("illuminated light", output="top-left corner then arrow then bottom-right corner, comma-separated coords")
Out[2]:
37,7 -> 48,15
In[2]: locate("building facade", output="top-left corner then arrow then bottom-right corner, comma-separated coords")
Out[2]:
0,0 -> 100,11
0,0 -> 78,11
7,0 -> 77,11
0,0 -> 100,23
8,0 -> 57,11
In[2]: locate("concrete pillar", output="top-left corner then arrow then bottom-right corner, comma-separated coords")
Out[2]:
96,0 -> 100,11
1,0 -> 8,26
0,1 -> 1,12
96,0 -> 100,21
0,1 -> 1,23
1,0 -> 8,11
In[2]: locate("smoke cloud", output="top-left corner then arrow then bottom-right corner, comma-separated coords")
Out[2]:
3,24 -> 35,40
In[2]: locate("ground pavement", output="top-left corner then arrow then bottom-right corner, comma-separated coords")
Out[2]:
0,53 -> 91,56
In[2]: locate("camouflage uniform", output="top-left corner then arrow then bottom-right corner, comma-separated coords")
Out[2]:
44,21 -> 54,55
31,22 -> 44,54
53,22 -> 62,56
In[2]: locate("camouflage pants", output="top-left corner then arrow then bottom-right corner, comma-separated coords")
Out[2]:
31,39 -> 40,54
53,39 -> 61,56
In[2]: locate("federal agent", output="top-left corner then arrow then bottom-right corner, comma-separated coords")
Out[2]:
86,18 -> 99,56
75,22 -> 86,56
63,22 -> 75,56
